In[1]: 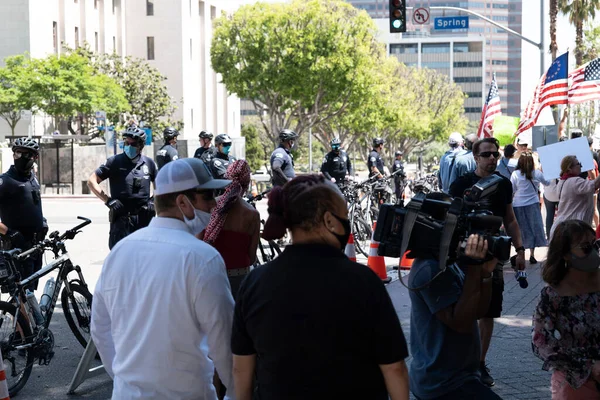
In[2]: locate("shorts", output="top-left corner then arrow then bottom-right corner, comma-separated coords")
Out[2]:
482,264 -> 504,319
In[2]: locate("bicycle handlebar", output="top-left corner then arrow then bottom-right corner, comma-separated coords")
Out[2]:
59,216 -> 91,241
246,189 -> 271,204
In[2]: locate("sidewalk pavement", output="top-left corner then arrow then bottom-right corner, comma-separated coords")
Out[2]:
382,249 -> 552,400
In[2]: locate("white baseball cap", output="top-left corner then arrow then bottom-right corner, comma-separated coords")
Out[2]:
155,158 -> 231,196
448,132 -> 463,145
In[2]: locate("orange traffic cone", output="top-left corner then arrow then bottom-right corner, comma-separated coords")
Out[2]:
251,181 -> 258,197
0,349 -> 9,400
345,233 -> 357,262
399,252 -> 413,270
367,222 -> 392,283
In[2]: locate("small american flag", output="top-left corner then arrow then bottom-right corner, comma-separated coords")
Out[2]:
477,73 -> 501,139
517,52 -> 569,136
568,57 -> 600,104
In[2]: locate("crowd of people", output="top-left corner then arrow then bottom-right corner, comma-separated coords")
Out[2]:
2,122 -> 600,399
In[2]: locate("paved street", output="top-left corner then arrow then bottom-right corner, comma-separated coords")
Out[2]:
12,197 -> 551,399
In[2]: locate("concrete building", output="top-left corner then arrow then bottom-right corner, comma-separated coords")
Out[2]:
347,0 -> 523,118
0,0 -> 240,140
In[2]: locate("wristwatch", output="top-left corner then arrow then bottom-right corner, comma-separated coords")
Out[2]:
515,246 -> 525,253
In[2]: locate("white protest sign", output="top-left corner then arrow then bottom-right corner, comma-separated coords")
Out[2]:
536,136 -> 594,180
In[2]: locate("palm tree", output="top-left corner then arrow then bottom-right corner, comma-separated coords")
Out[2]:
558,0 -> 600,66
550,0 -> 559,60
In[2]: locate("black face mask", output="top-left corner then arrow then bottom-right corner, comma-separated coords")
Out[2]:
331,213 -> 351,251
14,157 -> 34,174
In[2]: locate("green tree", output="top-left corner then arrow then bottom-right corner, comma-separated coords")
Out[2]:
550,0 -> 559,60
581,24 -> 600,63
211,0 -> 382,142
241,123 -> 265,171
559,0 -> 600,66
0,55 -> 38,135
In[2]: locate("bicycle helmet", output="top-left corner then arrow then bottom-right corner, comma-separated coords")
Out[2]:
199,130 -> 213,139
163,126 -> 179,141
330,138 -> 342,147
12,137 -> 39,155
395,150 -> 404,157
372,137 -> 384,147
123,126 -> 147,144
214,134 -> 232,146
279,129 -> 298,142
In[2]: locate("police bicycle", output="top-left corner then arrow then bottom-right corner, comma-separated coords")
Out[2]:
245,190 -> 282,265
0,217 -> 93,396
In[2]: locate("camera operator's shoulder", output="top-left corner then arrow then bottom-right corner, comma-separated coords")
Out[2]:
408,257 -> 443,285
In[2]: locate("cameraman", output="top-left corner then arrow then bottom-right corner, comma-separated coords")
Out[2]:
449,137 -> 525,386
409,233 -> 501,400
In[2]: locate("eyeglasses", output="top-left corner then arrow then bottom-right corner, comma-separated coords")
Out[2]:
196,189 -> 216,201
575,162 -> 582,168
478,151 -> 500,159
13,150 -> 35,159
576,240 -> 600,255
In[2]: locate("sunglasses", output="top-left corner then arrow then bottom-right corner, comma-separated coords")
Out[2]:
196,189 -> 216,201
577,240 -> 600,255
478,151 -> 500,159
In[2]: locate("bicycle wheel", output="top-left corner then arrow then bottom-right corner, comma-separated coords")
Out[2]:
353,217 -> 372,258
61,283 -> 92,349
0,301 -> 34,397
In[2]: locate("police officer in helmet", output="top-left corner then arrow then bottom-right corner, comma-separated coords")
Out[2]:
194,130 -> 216,163
321,138 -> 353,184
0,138 -> 47,289
392,150 -> 406,200
270,129 -> 298,187
88,126 -> 158,249
368,138 -> 386,178
207,134 -> 236,180
155,127 -> 179,170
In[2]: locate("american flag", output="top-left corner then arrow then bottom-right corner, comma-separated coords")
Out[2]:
516,52 -> 569,136
568,57 -> 600,104
476,73 -> 501,139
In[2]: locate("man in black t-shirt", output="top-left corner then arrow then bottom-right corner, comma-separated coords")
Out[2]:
449,137 -> 526,388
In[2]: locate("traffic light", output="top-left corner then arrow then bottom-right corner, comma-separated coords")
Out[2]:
389,0 -> 406,33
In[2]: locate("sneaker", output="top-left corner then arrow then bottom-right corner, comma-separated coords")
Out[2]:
479,362 -> 495,386
529,255 -> 538,264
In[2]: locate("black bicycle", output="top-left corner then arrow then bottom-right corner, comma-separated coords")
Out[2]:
245,190 -> 282,265
0,217 -> 93,396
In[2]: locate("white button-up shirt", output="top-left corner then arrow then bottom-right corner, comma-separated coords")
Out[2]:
91,217 -> 235,400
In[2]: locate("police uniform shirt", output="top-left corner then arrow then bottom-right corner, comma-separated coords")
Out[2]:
156,144 -> 179,170
209,153 -> 236,180
392,159 -> 405,183
270,146 -> 295,179
0,166 -> 45,239
95,153 -> 157,209
199,147 -> 217,164
321,150 -> 352,181
368,150 -> 384,175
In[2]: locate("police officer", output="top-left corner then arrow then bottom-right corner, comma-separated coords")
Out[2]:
392,150 -> 406,200
155,127 -> 179,170
207,134 -> 236,180
270,129 -> 298,187
368,138 -> 386,178
87,126 -> 157,249
194,130 -> 216,163
0,138 -> 47,289
321,138 -> 353,184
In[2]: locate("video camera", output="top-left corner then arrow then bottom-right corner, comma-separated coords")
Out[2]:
374,174 -> 512,265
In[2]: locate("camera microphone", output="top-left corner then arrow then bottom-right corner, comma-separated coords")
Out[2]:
515,270 -> 528,289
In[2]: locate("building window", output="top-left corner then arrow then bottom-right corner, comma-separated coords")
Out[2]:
389,44 -> 418,54
74,27 -> 79,48
492,60 -> 508,65
52,21 -> 58,54
453,61 -> 483,68
94,32 -> 99,52
146,0 -> 154,16
422,61 -> 450,69
465,92 -> 483,98
454,77 -> 482,83
147,36 -> 155,60
421,43 -> 450,54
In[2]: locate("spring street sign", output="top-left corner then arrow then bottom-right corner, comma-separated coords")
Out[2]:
434,16 -> 469,30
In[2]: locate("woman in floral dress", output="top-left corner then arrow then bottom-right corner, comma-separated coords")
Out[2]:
532,219 -> 600,399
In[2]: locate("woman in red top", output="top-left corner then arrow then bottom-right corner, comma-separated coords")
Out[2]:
202,160 -> 260,299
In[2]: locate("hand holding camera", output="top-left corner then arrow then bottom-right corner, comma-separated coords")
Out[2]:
464,234 -> 497,274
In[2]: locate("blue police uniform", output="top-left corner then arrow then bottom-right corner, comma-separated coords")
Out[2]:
197,146 -> 217,164
155,144 -> 179,170
321,150 -> 353,183
208,152 -> 236,180
0,166 -> 47,289
95,153 -> 157,249
368,150 -> 385,176
392,159 -> 406,199
270,145 -> 295,187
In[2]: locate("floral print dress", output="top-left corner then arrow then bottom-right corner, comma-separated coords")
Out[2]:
532,286 -> 600,389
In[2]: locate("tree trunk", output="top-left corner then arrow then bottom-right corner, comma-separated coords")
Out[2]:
576,20 -> 584,67
549,0 -> 558,61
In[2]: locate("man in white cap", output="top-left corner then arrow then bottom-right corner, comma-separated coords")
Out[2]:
438,132 -> 464,193
91,158 -> 236,400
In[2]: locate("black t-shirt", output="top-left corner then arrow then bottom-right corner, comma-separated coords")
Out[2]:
0,166 -> 45,239
232,243 -> 408,400
449,171 -> 512,218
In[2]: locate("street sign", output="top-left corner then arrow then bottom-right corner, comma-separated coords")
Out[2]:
412,7 -> 430,25
95,110 -> 107,122
434,16 -> 469,30
20,110 -> 31,121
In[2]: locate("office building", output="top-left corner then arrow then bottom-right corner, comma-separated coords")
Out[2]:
0,0 -> 240,139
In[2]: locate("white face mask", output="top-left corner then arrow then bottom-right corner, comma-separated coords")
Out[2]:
179,197 -> 211,235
